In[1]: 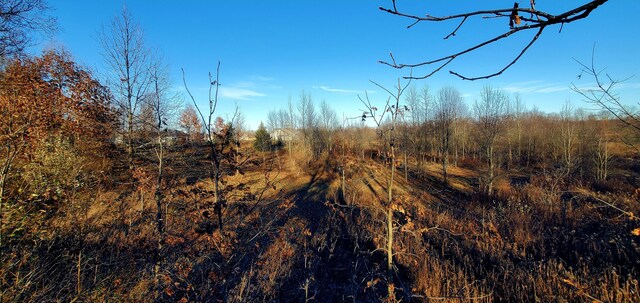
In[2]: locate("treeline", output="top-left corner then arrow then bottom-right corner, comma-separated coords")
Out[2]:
265,84 -> 636,191
266,91 -> 339,160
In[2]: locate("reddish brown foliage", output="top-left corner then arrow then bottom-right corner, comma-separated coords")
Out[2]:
0,49 -> 115,199
178,104 -> 202,142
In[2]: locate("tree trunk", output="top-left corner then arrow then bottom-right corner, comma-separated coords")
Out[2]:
404,150 -> 408,180
211,143 -> 223,233
0,155 -> 11,208
154,134 -> 164,295
127,112 -> 134,170
442,152 -> 448,184
156,138 -> 164,234
386,143 -> 395,298
0,173 -> 5,207
442,132 -> 449,185
507,136 -> 513,170
235,138 -> 240,176
487,144 -> 494,194
516,119 -> 522,166
341,167 -> 346,205
0,159 -> 8,247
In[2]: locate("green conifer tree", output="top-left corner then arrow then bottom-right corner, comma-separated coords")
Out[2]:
253,122 -> 272,152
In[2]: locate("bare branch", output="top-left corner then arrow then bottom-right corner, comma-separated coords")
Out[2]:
0,0 -> 57,57
181,68 -> 209,133
444,16 -> 467,40
379,0 -> 608,80
450,26 -> 545,81
571,46 -> 640,134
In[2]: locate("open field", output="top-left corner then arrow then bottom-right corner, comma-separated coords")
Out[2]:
2,140 -> 639,302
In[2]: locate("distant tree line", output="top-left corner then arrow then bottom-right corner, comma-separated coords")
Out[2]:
264,84 -> 633,192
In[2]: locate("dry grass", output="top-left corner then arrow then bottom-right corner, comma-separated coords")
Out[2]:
2,143 -> 639,302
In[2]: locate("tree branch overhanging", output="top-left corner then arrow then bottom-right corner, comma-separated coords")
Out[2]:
571,46 -> 639,134
379,0 -> 609,80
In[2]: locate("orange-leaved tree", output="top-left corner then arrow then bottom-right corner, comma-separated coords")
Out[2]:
0,49 -> 115,207
179,104 -> 203,143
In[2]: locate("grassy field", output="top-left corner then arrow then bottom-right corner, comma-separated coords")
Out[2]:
2,142 -> 639,302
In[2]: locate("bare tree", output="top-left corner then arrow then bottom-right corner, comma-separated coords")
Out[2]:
419,85 -> 436,164
402,86 -> 421,179
451,106 -> 470,166
145,59 -> 177,293
286,97 -> 297,130
0,0 -> 56,59
183,61 -> 238,233
435,86 -> 464,184
474,85 -> 508,194
560,100 -> 576,176
319,100 -> 338,152
319,99 -> 338,131
379,0 -> 609,80
511,94 -> 526,166
298,91 -> 316,131
232,107 -> 246,175
100,6 -> 151,170
359,77 -> 411,300
266,109 -> 279,132
571,48 -> 639,148
404,86 -> 420,124
591,115 -> 612,181
286,97 -> 298,156
298,91 -> 324,159
138,100 -> 156,138
145,59 -> 179,228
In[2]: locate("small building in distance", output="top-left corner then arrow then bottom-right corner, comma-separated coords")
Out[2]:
271,128 -> 301,142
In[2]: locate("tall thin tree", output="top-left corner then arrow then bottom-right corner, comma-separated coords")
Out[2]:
360,77 -> 411,300
474,85 -> 508,194
100,6 -> 151,170
183,62 -> 235,233
435,86 -> 464,185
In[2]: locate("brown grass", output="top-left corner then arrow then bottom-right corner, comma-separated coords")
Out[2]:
2,143 -> 639,302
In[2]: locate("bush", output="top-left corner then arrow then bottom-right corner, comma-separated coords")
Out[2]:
22,136 -> 87,203
253,122 -> 272,152
591,179 -> 636,194
459,157 -> 481,170
272,138 -> 284,151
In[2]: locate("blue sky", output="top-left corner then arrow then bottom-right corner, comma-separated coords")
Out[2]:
33,1 -> 640,129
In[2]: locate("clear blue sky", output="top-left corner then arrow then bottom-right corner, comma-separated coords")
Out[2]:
33,1 -> 640,130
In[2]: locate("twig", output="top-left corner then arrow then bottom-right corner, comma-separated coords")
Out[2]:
379,0 -> 609,80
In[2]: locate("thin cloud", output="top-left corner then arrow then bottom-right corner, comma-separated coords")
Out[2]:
220,87 -> 266,100
252,75 -> 275,82
533,86 -> 571,93
617,82 -> 640,89
217,75 -> 280,100
315,86 -> 373,94
233,77 -> 281,90
232,81 -> 256,88
501,79 -> 640,95
502,81 -> 572,94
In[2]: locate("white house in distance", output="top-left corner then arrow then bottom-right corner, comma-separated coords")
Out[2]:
271,128 -> 301,142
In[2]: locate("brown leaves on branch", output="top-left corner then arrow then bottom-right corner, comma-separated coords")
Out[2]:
379,0 -> 609,80
0,50 -> 115,200
179,104 -> 203,143
1,50 -> 114,146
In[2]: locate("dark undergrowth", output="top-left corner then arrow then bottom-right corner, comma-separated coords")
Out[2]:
2,146 -> 639,302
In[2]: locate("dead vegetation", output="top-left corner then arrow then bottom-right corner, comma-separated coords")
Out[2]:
2,138 -> 639,302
